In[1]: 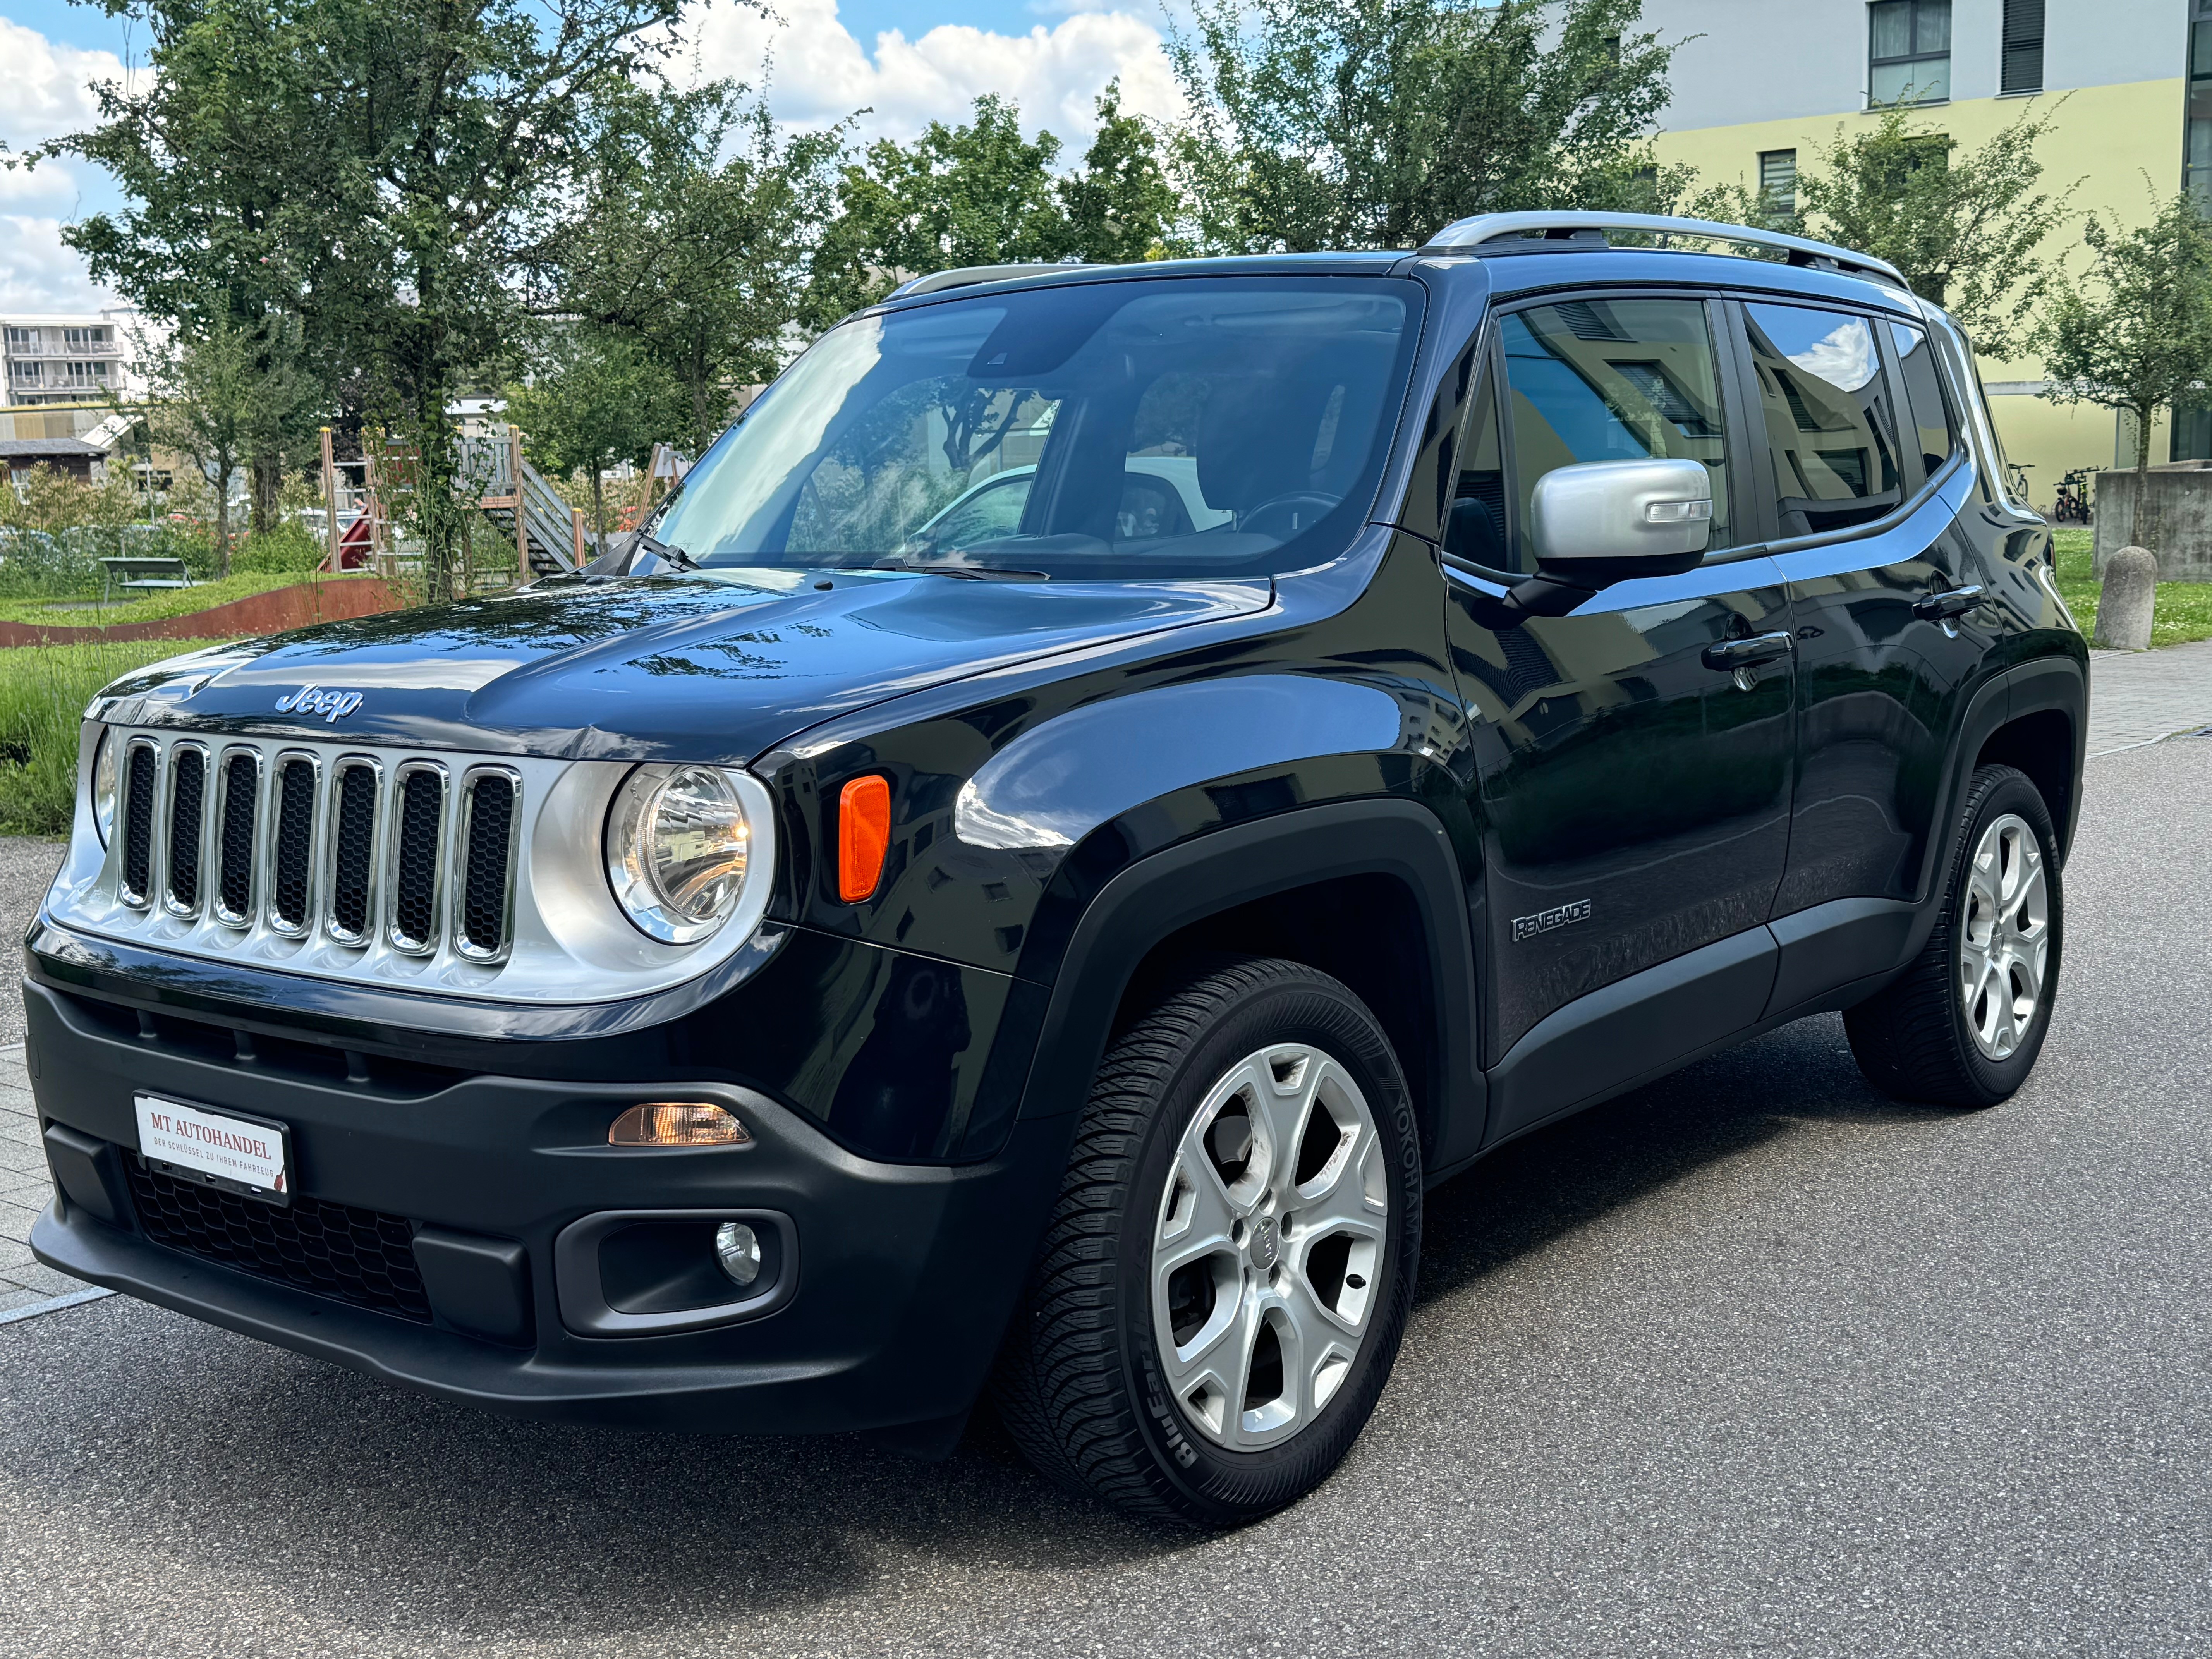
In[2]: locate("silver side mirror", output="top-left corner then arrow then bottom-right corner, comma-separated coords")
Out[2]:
1526,458 -> 1713,586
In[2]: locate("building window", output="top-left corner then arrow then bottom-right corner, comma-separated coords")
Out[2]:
2001,0 -> 2044,94
1759,149 -> 1799,214
2189,2 -> 2212,211
62,326 -> 108,349
1870,0 -> 1952,105
2,328 -> 29,350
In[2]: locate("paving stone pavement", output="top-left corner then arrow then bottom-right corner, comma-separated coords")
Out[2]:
0,1044 -> 82,1315
2085,636 -> 2212,755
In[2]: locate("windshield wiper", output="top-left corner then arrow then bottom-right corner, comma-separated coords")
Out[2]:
869,558 -> 1048,582
633,531 -> 699,572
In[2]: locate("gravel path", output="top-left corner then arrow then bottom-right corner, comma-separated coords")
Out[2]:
0,734 -> 2206,1655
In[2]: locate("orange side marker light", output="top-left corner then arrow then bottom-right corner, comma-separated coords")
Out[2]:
838,774 -> 892,902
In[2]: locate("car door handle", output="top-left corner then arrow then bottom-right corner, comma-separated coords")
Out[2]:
1913,584 -> 1986,621
1701,632 -> 1795,672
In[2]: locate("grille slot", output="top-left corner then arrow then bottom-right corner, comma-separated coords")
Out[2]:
120,740 -> 158,907
125,1157 -> 432,1322
456,770 -> 519,960
388,764 -> 447,954
268,756 -> 316,933
214,750 -> 260,926
163,744 -> 208,914
327,760 -> 380,944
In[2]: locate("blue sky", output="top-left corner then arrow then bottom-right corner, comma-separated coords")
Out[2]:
0,0 -> 1185,311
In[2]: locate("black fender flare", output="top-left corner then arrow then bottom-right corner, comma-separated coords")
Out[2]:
1012,798 -> 1486,1177
1906,649 -> 2086,964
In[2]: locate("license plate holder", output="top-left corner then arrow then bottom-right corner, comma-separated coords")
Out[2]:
133,1093 -> 294,1207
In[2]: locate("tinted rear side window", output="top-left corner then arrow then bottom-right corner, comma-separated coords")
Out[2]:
1889,321 -> 1959,480
1743,302 -> 1903,537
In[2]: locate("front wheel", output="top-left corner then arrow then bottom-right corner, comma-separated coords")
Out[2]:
994,957 -> 1422,1527
1844,763 -> 2063,1106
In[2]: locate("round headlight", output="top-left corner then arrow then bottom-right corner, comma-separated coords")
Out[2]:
89,727 -> 119,847
604,764 -> 755,944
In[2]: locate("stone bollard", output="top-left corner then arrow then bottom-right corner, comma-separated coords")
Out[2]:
2094,545 -> 2157,650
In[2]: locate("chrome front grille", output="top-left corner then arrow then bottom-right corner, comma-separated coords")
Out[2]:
113,735 -> 521,967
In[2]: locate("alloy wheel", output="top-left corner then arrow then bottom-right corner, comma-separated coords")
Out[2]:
1958,811 -> 2050,1061
1151,1042 -> 1388,1450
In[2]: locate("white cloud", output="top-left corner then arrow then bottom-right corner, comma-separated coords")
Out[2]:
0,19 -> 131,309
684,0 -> 1184,149
0,214 -> 113,311
0,16 -> 129,147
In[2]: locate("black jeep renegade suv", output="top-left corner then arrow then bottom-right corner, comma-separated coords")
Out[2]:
26,213 -> 2084,1527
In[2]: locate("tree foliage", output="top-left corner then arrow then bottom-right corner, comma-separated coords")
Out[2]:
807,87 -> 1180,322
505,331 -> 686,539
1167,0 -> 1678,252
2039,195 -> 2212,474
1786,104 -> 2071,360
141,316 -> 316,574
49,0 -> 709,596
550,82 -> 845,453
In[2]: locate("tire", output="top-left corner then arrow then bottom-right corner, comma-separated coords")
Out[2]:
994,956 -> 1423,1527
1844,763 -> 2063,1107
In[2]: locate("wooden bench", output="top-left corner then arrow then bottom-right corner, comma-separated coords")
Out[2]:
100,556 -> 194,605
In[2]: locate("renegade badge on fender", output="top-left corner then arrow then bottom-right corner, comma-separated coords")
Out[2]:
26,213 -> 2084,1527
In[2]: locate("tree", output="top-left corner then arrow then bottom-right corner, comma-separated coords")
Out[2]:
2039,195 -> 2212,476
552,82 -> 847,455
1057,84 -> 1181,264
505,331 -> 686,541
48,0 -> 714,599
141,318 -> 277,575
1167,0 -> 1679,253
42,0 -> 339,537
1788,103 -> 2072,360
809,95 -> 1072,322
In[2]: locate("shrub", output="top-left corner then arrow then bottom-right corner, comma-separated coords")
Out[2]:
232,521 -> 326,575
0,640 -> 226,836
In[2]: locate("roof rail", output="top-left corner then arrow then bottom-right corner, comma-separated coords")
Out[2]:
1418,211 -> 1911,291
888,263 -> 1111,300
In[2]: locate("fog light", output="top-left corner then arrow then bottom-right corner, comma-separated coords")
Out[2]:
607,1102 -> 750,1147
714,1221 -> 762,1286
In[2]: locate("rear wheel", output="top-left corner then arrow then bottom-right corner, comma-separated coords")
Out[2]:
994,957 -> 1422,1527
1844,764 -> 2063,1106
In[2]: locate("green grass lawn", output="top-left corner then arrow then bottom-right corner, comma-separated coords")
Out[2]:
2052,527 -> 2212,648
0,570 -> 381,629
0,640 -> 225,836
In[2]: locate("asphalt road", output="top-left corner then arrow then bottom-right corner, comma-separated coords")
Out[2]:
1,738 -> 2207,1657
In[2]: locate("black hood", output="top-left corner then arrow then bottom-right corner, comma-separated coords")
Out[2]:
91,570 -> 1275,762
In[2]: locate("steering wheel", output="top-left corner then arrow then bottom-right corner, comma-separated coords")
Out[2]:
1238,491 -> 1341,538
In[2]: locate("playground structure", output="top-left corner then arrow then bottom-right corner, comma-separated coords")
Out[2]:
316,425 -> 690,587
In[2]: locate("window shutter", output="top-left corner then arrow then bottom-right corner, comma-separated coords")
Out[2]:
2001,0 -> 2044,95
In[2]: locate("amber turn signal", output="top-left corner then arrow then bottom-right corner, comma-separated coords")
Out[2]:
838,774 -> 892,902
607,1102 -> 750,1147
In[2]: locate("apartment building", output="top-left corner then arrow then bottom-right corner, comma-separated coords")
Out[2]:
0,312 -> 148,408
1647,0 -> 2197,498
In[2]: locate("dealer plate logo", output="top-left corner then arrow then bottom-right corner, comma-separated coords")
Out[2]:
1512,897 -> 1592,943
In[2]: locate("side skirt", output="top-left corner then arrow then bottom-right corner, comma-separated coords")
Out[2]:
1442,894 -> 1922,1175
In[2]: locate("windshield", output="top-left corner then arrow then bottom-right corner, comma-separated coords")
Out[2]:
648,276 -> 1423,580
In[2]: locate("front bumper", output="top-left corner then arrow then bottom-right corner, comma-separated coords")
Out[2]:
23,979 -> 1071,1432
